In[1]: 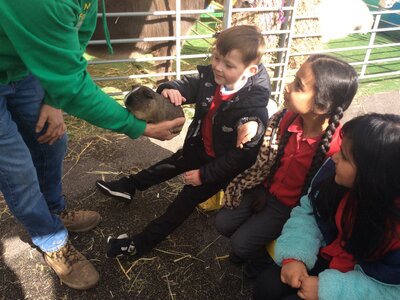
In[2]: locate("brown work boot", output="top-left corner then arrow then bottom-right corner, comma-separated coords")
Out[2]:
60,210 -> 101,232
44,241 -> 99,290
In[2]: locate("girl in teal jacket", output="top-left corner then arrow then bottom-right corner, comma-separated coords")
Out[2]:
253,113 -> 400,300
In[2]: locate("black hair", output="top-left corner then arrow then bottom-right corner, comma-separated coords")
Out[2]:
312,113 -> 400,262
266,54 -> 358,194
341,113 -> 400,261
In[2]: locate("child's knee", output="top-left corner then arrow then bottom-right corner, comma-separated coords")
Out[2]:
230,235 -> 254,259
214,211 -> 235,237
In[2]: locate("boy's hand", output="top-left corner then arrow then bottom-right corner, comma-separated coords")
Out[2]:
297,276 -> 318,300
161,88 -> 186,106
143,117 -> 185,141
237,121 -> 258,148
281,261 -> 308,289
183,169 -> 202,186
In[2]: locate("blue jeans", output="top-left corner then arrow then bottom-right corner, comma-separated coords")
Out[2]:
0,74 -> 68,252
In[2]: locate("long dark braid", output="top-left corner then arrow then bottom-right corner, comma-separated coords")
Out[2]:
300,106 -> 344,195
299,54 -> 358,195
268,54 -> 358,195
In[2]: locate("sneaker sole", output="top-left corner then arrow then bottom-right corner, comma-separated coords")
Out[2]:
96,181 -> 132,203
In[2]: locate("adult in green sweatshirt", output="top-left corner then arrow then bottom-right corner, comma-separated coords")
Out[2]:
0,0 -> 184,290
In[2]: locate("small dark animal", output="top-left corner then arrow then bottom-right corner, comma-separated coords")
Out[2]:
125,85 -> 185,134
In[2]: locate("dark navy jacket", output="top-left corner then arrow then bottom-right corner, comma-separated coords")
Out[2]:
157,64 -> 270,184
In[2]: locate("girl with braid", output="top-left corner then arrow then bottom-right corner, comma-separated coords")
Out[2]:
215,54 -> 358,278
253,113 -> 400,300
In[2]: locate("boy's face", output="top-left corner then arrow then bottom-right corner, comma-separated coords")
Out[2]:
211,49 -> 258,90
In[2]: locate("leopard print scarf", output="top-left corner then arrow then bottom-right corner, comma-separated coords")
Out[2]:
222,110 -> 287,209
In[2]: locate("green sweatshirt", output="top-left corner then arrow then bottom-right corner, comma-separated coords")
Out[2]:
0,0 -> 146,138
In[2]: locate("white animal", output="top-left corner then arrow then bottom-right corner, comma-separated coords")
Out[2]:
379,0 -> 400,8
317,0 -> 374,42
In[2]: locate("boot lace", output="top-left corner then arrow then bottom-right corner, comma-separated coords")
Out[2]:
59,210 -> 76,222
49,241 -> 82,267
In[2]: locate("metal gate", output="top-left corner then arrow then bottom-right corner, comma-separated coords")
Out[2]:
88,0 -> 400,105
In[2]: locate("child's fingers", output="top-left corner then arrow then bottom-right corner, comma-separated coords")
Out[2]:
297,290 -> 306,299
162,89 -> 186,103
280,274 -> 287,284
291,278 -> 302,289
161,89 -> 170,98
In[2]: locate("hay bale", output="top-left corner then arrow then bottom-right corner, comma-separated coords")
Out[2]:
290,0 -> 323,69
225,0 -> 323,70
230,0 -> 284,66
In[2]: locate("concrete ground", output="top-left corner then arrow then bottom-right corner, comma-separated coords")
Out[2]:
0,90 -> 399,300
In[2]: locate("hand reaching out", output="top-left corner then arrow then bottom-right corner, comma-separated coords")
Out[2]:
162,88 -> 186,106
143,117 -> 186,141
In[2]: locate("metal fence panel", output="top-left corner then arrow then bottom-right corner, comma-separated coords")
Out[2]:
88,0 -> 400,104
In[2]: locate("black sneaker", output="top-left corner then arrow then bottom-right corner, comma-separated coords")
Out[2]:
96,177 -> 136,203
106,234 -> 137,258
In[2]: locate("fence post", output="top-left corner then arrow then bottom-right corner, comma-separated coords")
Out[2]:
175,0 -> 182,80
223,0 -> 233,29
276,0 -> 299,105
360,9 -> 382,78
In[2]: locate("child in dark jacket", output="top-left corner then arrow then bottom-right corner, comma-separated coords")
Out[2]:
96,25 -> 271,258
253,113 -> 400,300
215,54 -> 358,277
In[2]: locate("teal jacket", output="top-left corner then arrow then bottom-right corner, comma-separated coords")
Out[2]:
275,159 -> 400,300
0,0 -> 146,138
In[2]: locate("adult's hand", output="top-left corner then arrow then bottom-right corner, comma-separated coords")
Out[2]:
35,104 -> 66,145
143,117 -> 186,141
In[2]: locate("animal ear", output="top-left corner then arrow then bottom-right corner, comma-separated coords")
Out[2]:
143,88 -> 154,98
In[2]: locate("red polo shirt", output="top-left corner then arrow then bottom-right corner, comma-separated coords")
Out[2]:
320,194 -> 400,272
266,112 -> 342,207
202,86 -> 236,157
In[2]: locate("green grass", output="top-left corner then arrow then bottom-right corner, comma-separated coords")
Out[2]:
180,18 -> 217,70
324,33 -> 400,96
182,22 -> 400,97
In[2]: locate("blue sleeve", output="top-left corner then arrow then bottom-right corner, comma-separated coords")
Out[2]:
318,266 -> 400,300
275,194 -> 324,270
